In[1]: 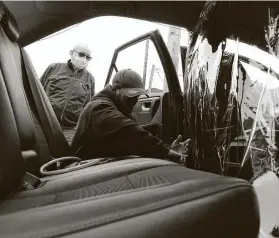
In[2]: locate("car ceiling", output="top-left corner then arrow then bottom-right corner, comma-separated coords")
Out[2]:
4,1 -> 279,48
4,1 -> 205,46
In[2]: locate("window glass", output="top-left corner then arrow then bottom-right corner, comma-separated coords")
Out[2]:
25,16 -> 189,93
110,39 -> 167,93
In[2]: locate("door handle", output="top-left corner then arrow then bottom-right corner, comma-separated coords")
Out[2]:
141,102 -> 151,112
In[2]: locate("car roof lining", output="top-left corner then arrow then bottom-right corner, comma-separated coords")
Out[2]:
4,1 -> 205,46
4,1 -> 279,48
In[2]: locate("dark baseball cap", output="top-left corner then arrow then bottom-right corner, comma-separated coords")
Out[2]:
112,69 -> 146,97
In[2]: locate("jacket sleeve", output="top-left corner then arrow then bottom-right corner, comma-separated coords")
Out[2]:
91,103 -> 170,158
40,64 -> 55,90
142,124 -> 161,136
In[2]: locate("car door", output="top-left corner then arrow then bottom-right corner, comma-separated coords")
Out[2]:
180,46 -> 187,79
105,30 -> 184,145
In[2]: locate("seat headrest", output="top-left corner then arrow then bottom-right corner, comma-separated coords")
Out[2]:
0,2 -> 19,42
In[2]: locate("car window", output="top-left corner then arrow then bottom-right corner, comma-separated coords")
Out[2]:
109,39 -> 167,93
25,16 -> 188,93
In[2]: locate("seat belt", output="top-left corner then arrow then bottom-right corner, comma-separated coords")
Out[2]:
20,48 -> 71,158
21,172 -> 43,190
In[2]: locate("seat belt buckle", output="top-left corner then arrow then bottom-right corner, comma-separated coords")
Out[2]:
21,172 -> 42,190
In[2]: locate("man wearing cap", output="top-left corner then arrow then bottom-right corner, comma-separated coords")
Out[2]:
40,44 -> 95,143
71,69 -> 190,164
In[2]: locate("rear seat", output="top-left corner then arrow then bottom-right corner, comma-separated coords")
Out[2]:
0,3 -> 260,238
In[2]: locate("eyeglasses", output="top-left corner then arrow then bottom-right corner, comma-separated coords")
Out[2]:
74,50 -> 92,61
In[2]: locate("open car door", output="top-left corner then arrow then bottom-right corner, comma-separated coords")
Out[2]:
105,30 -> 184,145
180,46 -> 187,78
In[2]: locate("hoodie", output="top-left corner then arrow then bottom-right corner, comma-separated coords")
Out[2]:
71,85 -> 170,160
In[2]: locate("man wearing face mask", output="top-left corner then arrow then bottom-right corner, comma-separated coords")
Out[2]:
40,44 -> 95,143
71,69 -> 191,164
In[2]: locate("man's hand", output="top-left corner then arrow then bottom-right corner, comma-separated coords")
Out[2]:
180,154 -> 187,166
167,135 -> 191,166
171,135 -> 191,155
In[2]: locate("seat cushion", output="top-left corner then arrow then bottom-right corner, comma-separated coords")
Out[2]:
0,159 -> 259,238
11,158 -> 177,198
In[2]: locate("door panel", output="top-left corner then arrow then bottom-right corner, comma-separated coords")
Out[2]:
105,30 -> 184,143
133,95 -> 161,125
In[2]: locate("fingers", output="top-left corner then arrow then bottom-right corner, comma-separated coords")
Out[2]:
174,135 -> 182,144
180,154 -> 187,166
179,139 -> 191,148
184,139 -> 192,144
183,147 -> 189,155
183,139 -> 192,154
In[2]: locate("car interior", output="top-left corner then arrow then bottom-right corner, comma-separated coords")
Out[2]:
0,1 -> 262,237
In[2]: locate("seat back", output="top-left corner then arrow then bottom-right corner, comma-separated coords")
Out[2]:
0,2 -> 70,177
0,4 -> 40,173
0,67 -> 25,199
0,3 -> 25,198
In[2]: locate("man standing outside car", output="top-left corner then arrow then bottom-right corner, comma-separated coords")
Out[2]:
40,44 -> 95,143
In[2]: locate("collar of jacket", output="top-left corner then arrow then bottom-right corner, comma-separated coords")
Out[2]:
94,85 -> 134,119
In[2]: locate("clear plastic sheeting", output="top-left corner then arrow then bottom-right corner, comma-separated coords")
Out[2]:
185,35 -> 240,175
184,1 -> 279,176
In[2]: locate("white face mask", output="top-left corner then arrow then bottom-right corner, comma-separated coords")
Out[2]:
71,52 -> 89,70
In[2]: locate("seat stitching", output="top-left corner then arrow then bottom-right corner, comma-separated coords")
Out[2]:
16,164 -> 181,198
46,160 -> 176,181
125,175 -> 136,189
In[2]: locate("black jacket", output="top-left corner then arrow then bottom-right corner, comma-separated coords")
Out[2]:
71,85 -> 170,160
40,60 -> 95,128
